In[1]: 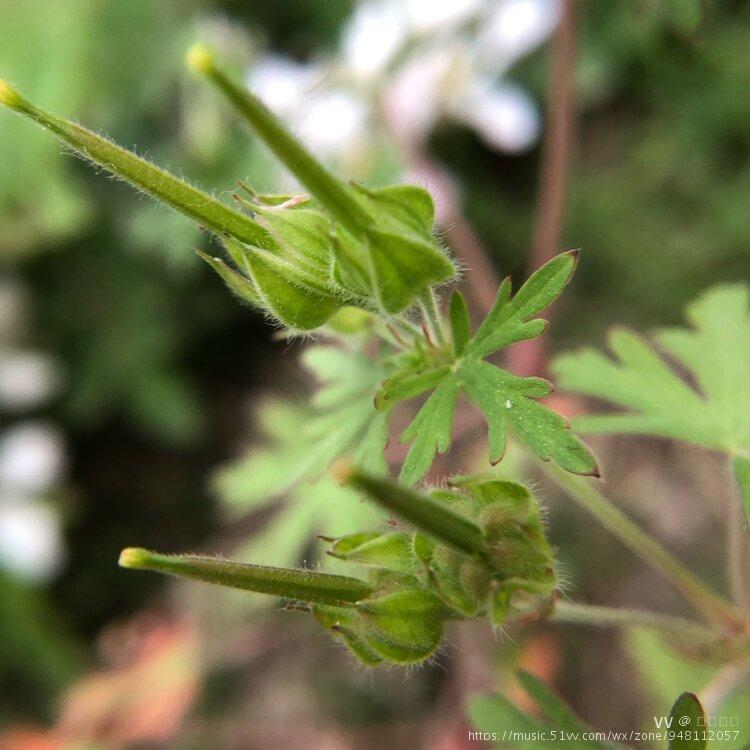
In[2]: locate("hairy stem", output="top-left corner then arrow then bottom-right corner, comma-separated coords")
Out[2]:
552,601 -> 716,641
508,0 -> 577,378
419,288 -> 447,347
728,457 -> 750,612
540,463 -> 746,632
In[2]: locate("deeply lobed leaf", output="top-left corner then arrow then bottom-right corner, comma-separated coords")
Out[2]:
380,251 -> 597,484
553,284 -> 750,520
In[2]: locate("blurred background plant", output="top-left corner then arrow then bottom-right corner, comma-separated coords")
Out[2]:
1,0 -> 749,747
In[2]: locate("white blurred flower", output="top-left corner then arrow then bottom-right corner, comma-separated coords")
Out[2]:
0,421 -> 65,494
247,55 -> 321,117
246,0 -> 560,169
298,91 -> 368,157
476,0 -> 561,74
0,499 -> 64,580
386,44 -> 470,141
405,0 -> 482,32
343,0 -> 409,80
0,351 -> 62,411
458,80 -> 541,152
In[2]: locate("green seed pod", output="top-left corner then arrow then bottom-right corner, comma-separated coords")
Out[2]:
0,79 -> 271,249
252,205 -> 335,280
119,548 -> 372,604
334,463 -> 486,556
117,471 -> 558,665
354,588 -> 447,664
241,245 -> 344,330
187,46 -> 456,314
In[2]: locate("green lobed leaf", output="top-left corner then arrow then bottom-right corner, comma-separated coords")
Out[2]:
553,284 -> 750,463
380,251 -> 597,484
399,376 -> 460,486
213,346 -> 387,582
469,250 -> 578,360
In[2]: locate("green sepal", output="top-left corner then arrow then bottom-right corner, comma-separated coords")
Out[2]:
197,251 -> 261,307
324,306 -> 374,334
329,231 -> 373,298
253,205 -> 334,278
467,478 -> 557,594
428,546 -> 487,616
351,183 -> 435,240
313,604 -> 384,667
355,588 -> 446,664
365,227 -> 455,314
328,532 -> 417,573
412,532 -> 436,564
244,246 -> 343,330
314,588 -> 446,666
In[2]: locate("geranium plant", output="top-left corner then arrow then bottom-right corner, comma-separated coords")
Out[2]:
2,41 -> 748,740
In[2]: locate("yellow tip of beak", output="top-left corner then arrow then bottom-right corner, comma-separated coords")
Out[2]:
0,79 -> 24,110
185,43 -> 215,76
118,547 -> 151,569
